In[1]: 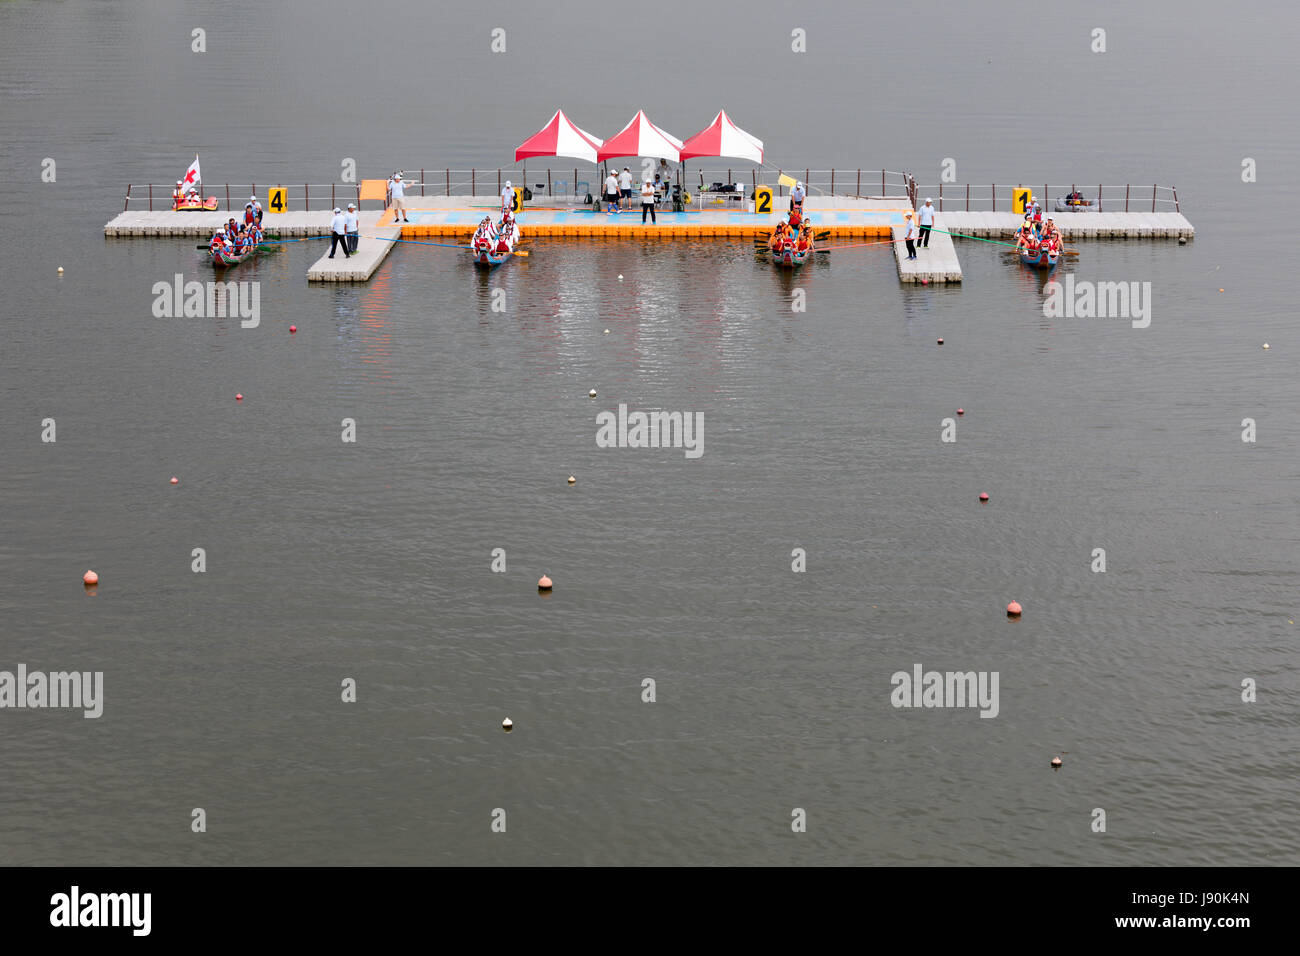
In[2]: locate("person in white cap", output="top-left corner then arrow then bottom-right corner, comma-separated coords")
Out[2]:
249,195 -> 263,223
618,167 -> 633,210
389,173 -> 410,223
790,180 -> 806,212
903,211 -> 917,260
329,207 -> 351,258
173,180 -> 185,206
345,202 -> 359,254
501,179 -> 515,217
918,198 -> 934,248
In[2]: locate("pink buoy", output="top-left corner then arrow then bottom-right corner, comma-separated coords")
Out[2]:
83,570 -> 98,586
537,575 -> 553,591
169,476 -> 179,485
956,408 -> 964,416
979,492 -> 989,502
937,337 -> 944,345
235,393 -> 243,401
1006,600 -> 1022,617
289,325 -> 298,333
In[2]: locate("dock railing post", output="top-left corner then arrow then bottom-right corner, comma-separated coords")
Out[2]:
1125,184 -> 1129,212
124,184 -> 131,212
305,185 -> 308,211
225,184 -> 230,211
966,184 -> 969,211
472,169 -> 476,197
332,184 -> 335,208
548,168 -> 552,197
830,169 -> 834,196
1152,184 -> 1157,212
991,185 -> 995,213
856,169 -> 860,198
498,169 -> 501,196
148,184 -> 153,211
881,169 -> 885,196
1173,186 -> 1179,213
421,170 -> 425,198
938,182 -> 943,211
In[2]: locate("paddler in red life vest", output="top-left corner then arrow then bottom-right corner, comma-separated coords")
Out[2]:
210,230 -> 226,253
174,181 -> 186,207
768,222 -> 785,253
244,203 -> 257,227
788,207 -> 802,231
1042,218 -> 1061,250
1015,222 -> 1035,251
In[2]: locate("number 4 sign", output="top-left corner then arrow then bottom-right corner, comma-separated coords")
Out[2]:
267,187 -> 286,213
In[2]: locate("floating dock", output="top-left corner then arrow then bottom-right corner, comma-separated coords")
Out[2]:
894,217 -> 963,284
103,196 -> 1193,287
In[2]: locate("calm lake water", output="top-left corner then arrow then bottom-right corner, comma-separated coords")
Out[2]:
0,0 -> 1297,865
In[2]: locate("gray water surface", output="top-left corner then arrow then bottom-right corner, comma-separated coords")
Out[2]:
0,0 -> 1297,865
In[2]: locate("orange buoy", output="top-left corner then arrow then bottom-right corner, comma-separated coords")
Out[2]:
1006,601 -> 1022,618
83,570 -> 98,586
538,575 -> 553,591
169,476 -> 179,485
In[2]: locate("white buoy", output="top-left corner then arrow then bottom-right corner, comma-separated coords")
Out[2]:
567,475 -> 576,484
502,717 -> 513,732
1262,343 -> 1270,350
57,266 -> 64,274
618,274 -> 624,281
589,389 -> 597,398
603,329 -> 610,334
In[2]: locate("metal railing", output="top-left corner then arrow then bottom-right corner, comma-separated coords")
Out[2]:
124,183 -> 362,213
903,181 -> 1181,213
123,173 -> 1180,214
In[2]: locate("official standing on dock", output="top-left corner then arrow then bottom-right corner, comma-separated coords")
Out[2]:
790,180 -> 806,212
345,203 -> 359,254
604,170 -> 620,214
329,207 -> 351,258
640,177 -> 657,224
619,167 -> 633,210
501,180 -> 514,217
918,198 -> 934,248
904,212 -> 917,259
390,173 -> 410,223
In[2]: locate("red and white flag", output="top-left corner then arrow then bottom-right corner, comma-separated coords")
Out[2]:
181,155 -> 201,189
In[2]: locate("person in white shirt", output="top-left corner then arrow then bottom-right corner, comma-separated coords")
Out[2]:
501,180 -> 515,217
329,207 -> 351,258
603,171 -> 620,214
790,180 -> 806,211
657,158 -> 671,189
249,195 -> 263,223
903,211 -> 917,260
389,173 -> 410,223
344,202 -> 359,253
618,167 -> 633,209
918,198 -> 935,248
640,178 -> 657,224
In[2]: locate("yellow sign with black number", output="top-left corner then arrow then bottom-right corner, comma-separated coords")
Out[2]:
512,187 -> 524,213
267,187 -> 286,213
755,186 -> 773,215
1012,188 -> 1032,215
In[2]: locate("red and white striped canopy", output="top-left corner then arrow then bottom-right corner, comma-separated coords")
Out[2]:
597,110 -> 683,162
515,109 -> 605,164
679,110 -> 763,164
